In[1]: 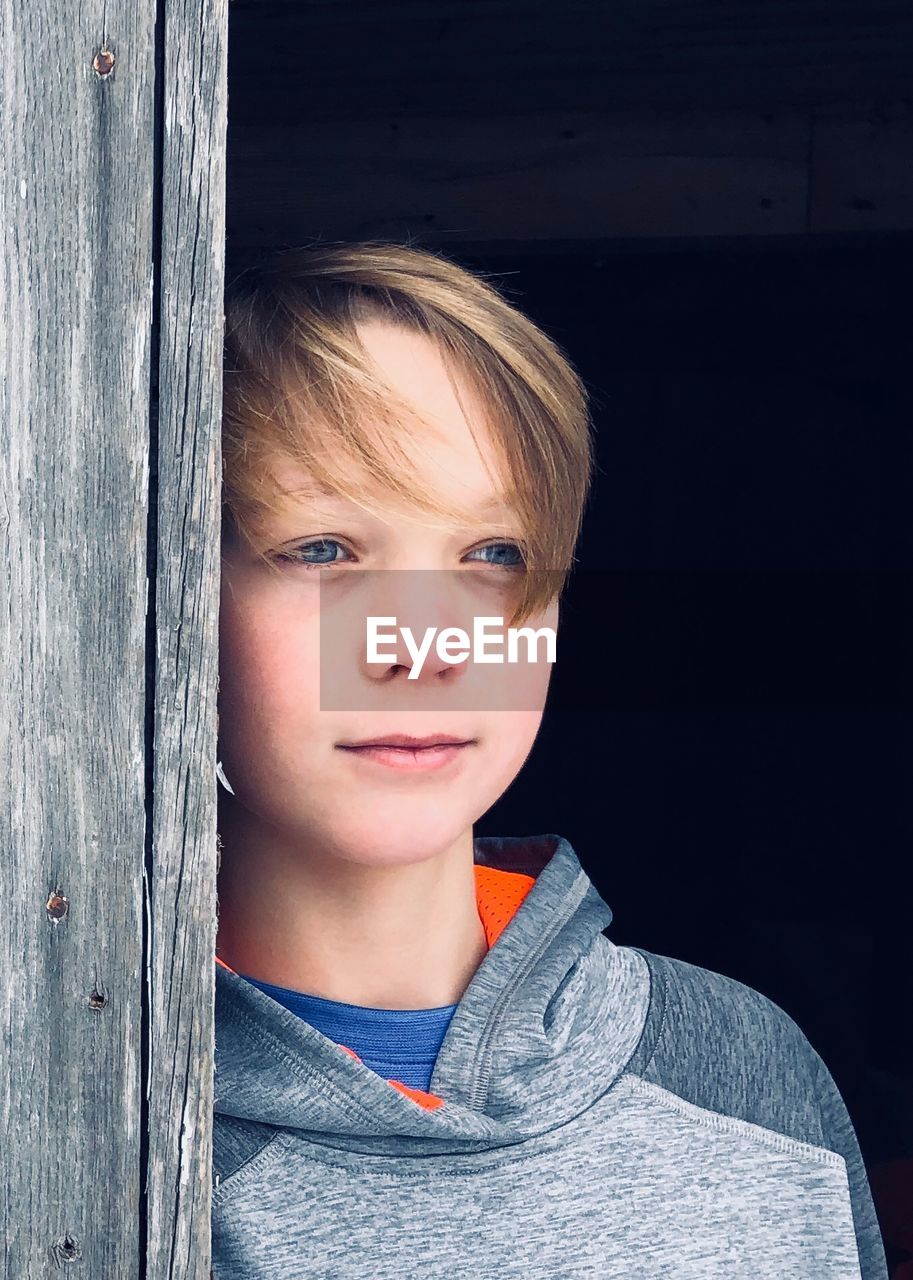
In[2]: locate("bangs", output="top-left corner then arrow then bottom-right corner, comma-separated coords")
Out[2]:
221,241 -> 595,626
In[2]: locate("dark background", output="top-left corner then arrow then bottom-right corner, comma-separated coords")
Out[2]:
472,237 -> 913,1169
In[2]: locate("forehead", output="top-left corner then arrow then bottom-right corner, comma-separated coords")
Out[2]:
269,320 -> 514,515
355,318 -> 504,475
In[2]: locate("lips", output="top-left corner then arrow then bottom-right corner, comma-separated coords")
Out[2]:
337,734 -> 474,749
335,736 -> 476,773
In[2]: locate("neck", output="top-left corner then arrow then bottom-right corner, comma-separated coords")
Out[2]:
215,803 -> 488,1009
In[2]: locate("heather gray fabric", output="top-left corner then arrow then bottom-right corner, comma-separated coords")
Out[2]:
211,833 -> 887,1279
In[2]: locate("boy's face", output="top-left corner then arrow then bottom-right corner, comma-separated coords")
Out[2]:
217,319 -> 558,870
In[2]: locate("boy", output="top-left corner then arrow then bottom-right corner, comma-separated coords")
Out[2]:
211,241 -> 887,1278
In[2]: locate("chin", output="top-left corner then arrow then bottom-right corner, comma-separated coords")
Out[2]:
319,804 -> 475,870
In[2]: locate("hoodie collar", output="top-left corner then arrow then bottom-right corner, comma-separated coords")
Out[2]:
214,833 -> 651,1155
216,860 -> 537,1110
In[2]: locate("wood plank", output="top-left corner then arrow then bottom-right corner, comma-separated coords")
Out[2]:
810,101 -> 913,233
147,0 -> 228,1276
0,6 -> 155,1276
226,0 -> 913,119
226,107 -> 810,249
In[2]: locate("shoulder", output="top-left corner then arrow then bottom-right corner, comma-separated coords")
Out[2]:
623,945 -> 832,1150
621,946 -> 889,1279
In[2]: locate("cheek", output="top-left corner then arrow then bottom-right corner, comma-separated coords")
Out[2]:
218,598 -> 321,724
487,710 -> 544,776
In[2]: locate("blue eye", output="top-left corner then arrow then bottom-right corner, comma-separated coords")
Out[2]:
467,542 -> 526,568
277,538 -> 353,566
276,538 -> 526,569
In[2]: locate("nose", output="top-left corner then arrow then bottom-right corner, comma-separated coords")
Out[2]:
359,570 -> 469,685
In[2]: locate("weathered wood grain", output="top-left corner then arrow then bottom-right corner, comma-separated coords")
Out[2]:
0,5 -> 156,1276
146,0 -> 227,1276
0,1 -> 226,1276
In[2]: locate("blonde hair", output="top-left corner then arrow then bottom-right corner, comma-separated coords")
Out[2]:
221,239 -> 596,626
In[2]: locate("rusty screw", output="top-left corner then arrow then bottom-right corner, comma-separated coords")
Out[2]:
46,889 -> 69,922
88,985 -> 109,1011
93,45 -> 115,77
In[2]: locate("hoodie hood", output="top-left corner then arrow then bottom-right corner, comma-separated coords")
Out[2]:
213,833 -> 651,1157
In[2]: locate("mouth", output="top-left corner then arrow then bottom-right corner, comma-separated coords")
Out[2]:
335,734 -> 477,773
337,734 -> 475,749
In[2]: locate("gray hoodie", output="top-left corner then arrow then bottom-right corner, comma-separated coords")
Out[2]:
211,833 -> 888,1279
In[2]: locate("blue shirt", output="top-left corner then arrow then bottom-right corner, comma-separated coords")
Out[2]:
240,974 -> 458,1092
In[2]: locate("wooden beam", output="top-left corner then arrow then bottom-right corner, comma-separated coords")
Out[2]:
226,0 -> 913,120
226,100 -> 913,251
147,0 -> 227,1276
810,101 -> 913,233
1,0 -> 227,1275
226,107 -> 811,250
0,5 -> 155,1275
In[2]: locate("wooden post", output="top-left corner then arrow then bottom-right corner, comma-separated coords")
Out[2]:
0,2 -> 227,1276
